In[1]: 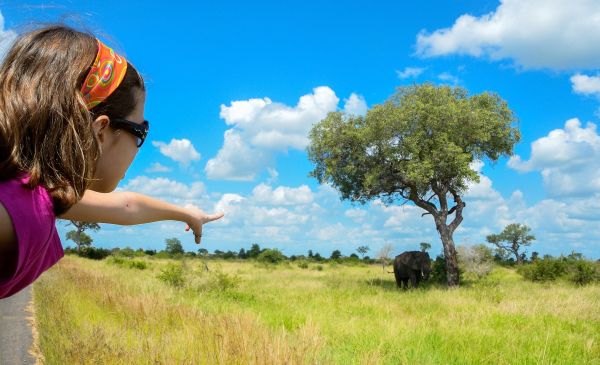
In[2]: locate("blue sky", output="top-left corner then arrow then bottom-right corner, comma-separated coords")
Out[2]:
2,0 -> 600,259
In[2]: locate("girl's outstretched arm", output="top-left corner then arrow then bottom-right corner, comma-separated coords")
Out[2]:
57,190 -> 224,244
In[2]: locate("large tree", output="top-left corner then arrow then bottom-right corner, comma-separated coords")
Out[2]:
486,223 -> 535,265
307,83 -> 520,286
65,221 -> 100,252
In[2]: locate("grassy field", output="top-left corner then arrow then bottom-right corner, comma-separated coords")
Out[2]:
33,255 -> 599,364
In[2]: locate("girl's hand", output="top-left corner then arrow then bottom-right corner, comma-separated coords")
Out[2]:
184,207 -> 225,244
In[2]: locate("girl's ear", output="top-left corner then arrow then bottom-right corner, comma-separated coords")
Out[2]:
91,115 -> 110,146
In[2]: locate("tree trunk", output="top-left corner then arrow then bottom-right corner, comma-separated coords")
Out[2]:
438,225 -> 460,287
515,251 -> 523,265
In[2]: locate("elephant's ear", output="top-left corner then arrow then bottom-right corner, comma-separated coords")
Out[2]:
400,254 -> 419,270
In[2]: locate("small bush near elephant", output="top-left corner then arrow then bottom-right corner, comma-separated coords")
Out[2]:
157,263 -> 186,288
457,244 -> 494,279
430,255 -> 463,284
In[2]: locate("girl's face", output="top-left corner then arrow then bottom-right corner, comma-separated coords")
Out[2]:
89,89 -> 146,192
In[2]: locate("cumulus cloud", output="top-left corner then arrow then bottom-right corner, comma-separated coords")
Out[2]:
104,169 -> 600,258
0,12 -> 16,61
396,67 -> 426,79
204,130 -> 272,181
438,72 -> 461,85
145,162 -> 172,173
570,73 -> 600,97
152,138 -> 201,167
205,87 -> 363,181
119,176 -> 206,200
251,183 -> 313,205
508,118 -> 600,197
342,93 -> 368,117
416,0 -> 600,70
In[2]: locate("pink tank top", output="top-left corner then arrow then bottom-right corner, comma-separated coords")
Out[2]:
0,173 -> 64,299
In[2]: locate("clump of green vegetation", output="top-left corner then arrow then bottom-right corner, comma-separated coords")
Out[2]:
257,249 -> 286,264
313,264 -> 324,271
107,256 -> 148,270
297,261 -> 309,269
157,263 -> 185,288
517,255 -> 599,285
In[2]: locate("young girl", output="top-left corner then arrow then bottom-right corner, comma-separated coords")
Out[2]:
0,25 -> 224,299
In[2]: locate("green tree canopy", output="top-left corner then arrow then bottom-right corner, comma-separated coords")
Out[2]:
330,250 -> 342,260
165,237 -> 184,255
486,223 -> 535,265
65,221 -> 100,252
357,245 -> 370,259
308,83 -> 520,286
420,242 -> 432,252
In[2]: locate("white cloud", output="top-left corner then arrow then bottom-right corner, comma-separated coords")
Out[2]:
344,208 -> 367,220
152,138 -> 201,167
416,0 -> 600,70
204,129 -> 271,181
0,11 -> 16,61
119,176 -> 206,200
508,118 -> 600,197
570,73 -> 600,97
206,87 -> 362,181
396,67 -> 426,79
145,162 -> 172,173
343,93 -> 368,117
90,168 -> 600,258
438,72 -> 461,84
251,183 -> 313,206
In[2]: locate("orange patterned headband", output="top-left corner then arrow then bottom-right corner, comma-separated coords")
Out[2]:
80,39 -> 128,110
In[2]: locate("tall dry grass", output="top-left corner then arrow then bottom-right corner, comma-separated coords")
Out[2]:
33,256 -> 600,364
33,258 -> 324,364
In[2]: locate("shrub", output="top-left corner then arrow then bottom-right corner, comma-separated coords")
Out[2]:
430,255 -> 463,284
77,247 -> 111,260
457,244 -> 493,279
208,271 -> 239,291
568,260 -> 597,286
107,256 -> 148,270
157,263 -> 185,288
257,249 -> 286,264
297,261 -> 309,269
517,257 -> 568,282
313,265 -> 324,271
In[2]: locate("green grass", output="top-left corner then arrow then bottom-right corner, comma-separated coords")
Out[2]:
33,256 -> 600,364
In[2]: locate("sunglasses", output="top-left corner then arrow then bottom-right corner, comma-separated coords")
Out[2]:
111,118 -> 149,148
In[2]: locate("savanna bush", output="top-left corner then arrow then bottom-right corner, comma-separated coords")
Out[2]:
517,256 -> 599,285
430,255 -> 463,284
157,263 -> 185,288
76,247 -> 111,260
517,257 -> 568,282
297,261 -> 309,269
568,260 -> 598,285
257,249 -> 286,264
107,256 -> 148,270
457,244 -> 494,279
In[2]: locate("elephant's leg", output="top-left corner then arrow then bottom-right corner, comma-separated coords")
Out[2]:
393,270 -> 402,288
401,278 -> 409,289
409,272 -> 417,288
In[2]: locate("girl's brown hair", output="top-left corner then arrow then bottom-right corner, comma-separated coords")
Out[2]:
0,25 -> 144,216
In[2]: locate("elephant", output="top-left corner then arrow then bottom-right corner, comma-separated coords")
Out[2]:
393,251 -> 431,289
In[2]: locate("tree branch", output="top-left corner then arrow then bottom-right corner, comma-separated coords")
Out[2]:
448,188 -> 465,234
